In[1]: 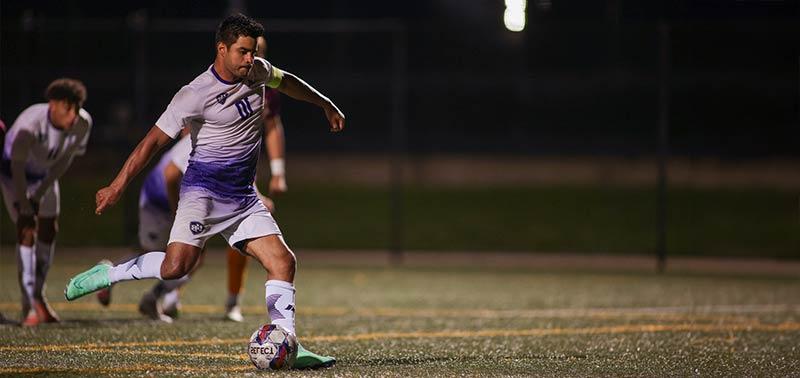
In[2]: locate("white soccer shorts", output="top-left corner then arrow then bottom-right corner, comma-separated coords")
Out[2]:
167,189 -> 281,251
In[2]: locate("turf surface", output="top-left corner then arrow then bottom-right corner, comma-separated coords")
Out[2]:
0,249 -> 798,376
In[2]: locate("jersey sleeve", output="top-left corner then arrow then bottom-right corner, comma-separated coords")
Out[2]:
155,85 -> 203,138
169,135 -> 193,174
251,57 -> 284,89
73,110 -> 92,156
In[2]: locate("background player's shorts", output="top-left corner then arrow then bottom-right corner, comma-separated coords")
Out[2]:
138,201 -> 173,251
168,189 -> 281,251
0,176 -> 59,222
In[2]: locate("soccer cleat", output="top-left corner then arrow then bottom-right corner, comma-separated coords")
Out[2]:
224,305 -> 244,322
96,260 -> 114,306
64,264 -> 111,301
139,292 -> 173,323
33,299 -> 60,323
293,343 -> 336,370
162,290 -> 181,319
21,309 -> 39,327
162,301 -> 181,319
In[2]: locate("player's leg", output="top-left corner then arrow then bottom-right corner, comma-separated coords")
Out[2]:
225,246 -> 248,321
226,201 -> 334,369
1,178 -> 37,325
64,242 -> 202,301
150,248 -> 205,319
241,234 -> 296,333
16,220 -> 37,326
33,217 -> 59,323
132,202 -> 187,321
31,181 -> 61,323
242,234 -> 335,369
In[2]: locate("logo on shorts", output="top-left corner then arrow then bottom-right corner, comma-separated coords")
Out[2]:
189,221 -> 205,235
216,92 -> 229,104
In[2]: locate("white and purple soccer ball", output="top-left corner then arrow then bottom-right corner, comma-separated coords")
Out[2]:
247,324 -> 298,370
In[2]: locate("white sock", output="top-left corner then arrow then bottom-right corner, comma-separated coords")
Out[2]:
34,241 -> 55,298
162,289 -> 181,310
108,252 -> 165,283
17,245 -> 36,305
162,275 -> 190,292
265,280 -> 296,335
149,275 -> 190,299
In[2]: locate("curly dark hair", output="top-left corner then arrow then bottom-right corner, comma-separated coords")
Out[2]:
44,78 -> 87,109
215,14 -> 264,48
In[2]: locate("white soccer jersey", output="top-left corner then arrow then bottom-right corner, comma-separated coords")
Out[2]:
1,103 -> 91,180
155,57 -> 280,202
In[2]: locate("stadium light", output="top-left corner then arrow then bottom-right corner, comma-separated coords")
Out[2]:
504,0 -> 526,32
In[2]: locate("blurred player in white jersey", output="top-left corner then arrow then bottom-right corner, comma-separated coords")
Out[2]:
1,79 -> 91,326
65,14 -> 341,368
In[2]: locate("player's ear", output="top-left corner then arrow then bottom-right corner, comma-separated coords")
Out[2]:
217,41 -> 227,56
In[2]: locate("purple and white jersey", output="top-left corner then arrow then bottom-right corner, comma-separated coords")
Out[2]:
139,135 -> 191,212
155,57 -> 281,201
1,103 -> 91,180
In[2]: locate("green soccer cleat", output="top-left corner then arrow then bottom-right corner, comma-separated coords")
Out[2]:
293,343 -> 336,370
64,264 -> 112,301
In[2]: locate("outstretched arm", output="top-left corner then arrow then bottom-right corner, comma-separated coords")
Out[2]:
9,131 -> 35,216
264,115 -> 287,195
95,126 -> 173,214
275,70 -> 345,133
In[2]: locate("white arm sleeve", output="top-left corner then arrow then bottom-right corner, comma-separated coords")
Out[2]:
73,110 -> 92,156
155,86 -> 202,138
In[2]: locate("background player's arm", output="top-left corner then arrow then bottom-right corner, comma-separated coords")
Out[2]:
30,125 -> 88,202
9,130 -> 36,216
96,126 -> 173,214
264,114 -> 287,195
273,70 -> 345,132
163,161 -> 183,212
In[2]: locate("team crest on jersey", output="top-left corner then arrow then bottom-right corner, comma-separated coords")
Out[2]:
216,92 -> 230,105
189,221 -> 205,235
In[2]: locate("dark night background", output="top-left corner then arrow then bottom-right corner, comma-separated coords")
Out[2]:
2,0 -> 798,158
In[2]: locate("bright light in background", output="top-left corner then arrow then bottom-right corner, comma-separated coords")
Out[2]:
504,0 -> 526,32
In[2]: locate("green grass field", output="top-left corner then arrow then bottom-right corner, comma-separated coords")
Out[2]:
1,180 -> 798,258
1,249 -> 798,376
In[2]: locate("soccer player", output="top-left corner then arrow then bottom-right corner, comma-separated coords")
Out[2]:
220,34 -> 289,322
99,35 -> 290,323
65,14 -> 340,368
1,78 -> 91,326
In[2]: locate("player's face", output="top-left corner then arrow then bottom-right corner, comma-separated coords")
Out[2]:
224,36 -> 257,79
48,100 -> 78,130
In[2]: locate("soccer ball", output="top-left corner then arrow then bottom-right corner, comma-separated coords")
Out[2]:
247,324 -> 298,370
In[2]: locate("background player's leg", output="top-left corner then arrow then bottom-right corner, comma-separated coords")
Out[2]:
242,234 -> 296,335
33,217 -> 59,322
148,250 -> 205,319
225,246 -> 248,321
17,243 -> 36,324
16,220 -> 36,325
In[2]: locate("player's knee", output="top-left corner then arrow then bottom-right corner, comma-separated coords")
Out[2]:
160,257 -> 192,280
276,249 -> 296,275
16,225 -> 35,246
